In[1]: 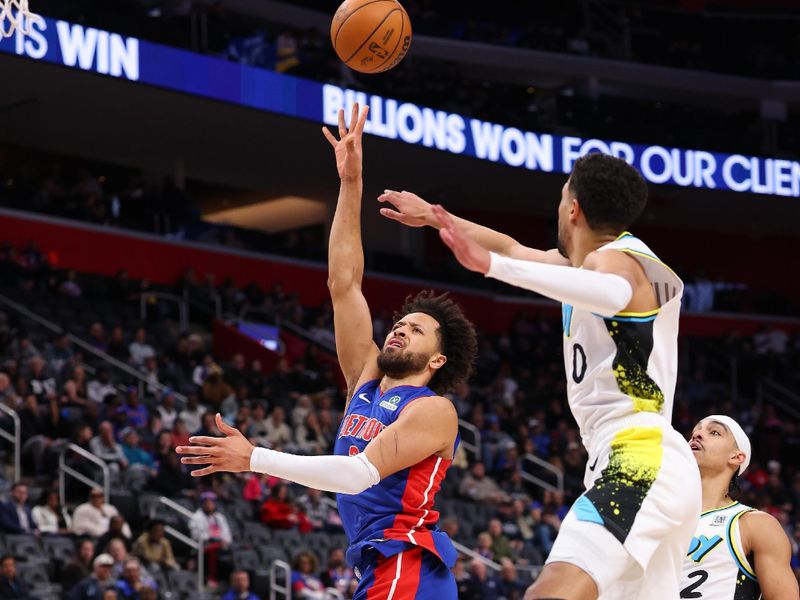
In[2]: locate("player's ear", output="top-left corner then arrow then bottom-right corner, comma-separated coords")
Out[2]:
570,198 -> 582,223
730,449 -> 745,471
429,353 -> 447,371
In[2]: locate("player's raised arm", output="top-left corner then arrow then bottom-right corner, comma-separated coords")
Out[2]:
322,104 -> 381,396
378,189 -> 568,265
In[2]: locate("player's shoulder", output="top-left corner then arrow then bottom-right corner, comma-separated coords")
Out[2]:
739,509 -> 787,551
400,394 -> 456,420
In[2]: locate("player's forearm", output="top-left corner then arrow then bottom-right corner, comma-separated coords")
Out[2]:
327,178 -> 365,292
486,252 -> 633,316
250,447 -> 380,495
433,212 -> 520,255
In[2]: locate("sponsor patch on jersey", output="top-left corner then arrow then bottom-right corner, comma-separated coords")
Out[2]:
379,395 -> 401,411
712,514 -> 727,526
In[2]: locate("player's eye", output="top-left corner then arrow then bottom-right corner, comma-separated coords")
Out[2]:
413,328 -> 422,334
710,430 -> 720,436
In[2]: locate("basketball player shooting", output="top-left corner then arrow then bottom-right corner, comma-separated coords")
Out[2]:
379,156 -> 701,600
681,415 -> 797,600
176,104 -> 477,600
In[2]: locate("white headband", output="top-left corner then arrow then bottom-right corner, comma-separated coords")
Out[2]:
702,415 -> 751,475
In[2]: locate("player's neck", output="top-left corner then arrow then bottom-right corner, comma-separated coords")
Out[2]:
570,231 -> 618,267
379,372 -> 431,393
701,470 -> 735,513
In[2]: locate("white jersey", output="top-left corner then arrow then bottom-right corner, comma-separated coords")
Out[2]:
562,232 -> 683,450
680,502 -> 761,600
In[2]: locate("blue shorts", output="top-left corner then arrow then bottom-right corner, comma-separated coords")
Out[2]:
353,547 -> 456,600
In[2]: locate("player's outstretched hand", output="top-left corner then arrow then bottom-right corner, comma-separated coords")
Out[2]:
433,205 -> 491,274
378,190 -> 436,228
176,413 -> 254,477
322,103 -> 369,182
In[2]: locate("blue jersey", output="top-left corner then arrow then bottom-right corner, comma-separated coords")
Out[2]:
334,380 -> 459,570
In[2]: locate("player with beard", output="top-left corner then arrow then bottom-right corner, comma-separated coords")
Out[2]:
177,104 -> 478,600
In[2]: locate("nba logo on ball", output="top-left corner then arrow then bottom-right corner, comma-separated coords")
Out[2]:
331,0 -> 413,74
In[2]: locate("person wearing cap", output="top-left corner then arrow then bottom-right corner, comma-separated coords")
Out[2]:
681,415 -> 798,600
68,553 -> 117,600
189,491 -> 232,587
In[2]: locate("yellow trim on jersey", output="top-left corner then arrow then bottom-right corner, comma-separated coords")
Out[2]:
700,501 -> 739,517
616,309 -> 661,318
729,510 -> 757,578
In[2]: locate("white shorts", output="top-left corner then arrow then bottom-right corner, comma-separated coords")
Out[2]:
546,415 -> 701,599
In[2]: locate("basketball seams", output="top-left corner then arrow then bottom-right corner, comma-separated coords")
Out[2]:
373,8 -> 406,73
333,0 -> 398,51
342,7 -> 400,66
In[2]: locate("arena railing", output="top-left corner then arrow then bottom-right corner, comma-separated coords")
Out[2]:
757,378 -> 800,421
521,454 -> 564,495
0,293 -> 188,407
270,559 -> 291,600
457,420 -> 482,462
451,539 -> 502,572
0,404 -> 21,483
138,292 -> 189,332
154,496 -> 205,593
59,443 -> 110,505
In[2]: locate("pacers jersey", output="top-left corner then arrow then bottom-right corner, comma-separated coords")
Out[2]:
680,502 -> 761,600
333,380 -> 459,571
561,232 -> 683,450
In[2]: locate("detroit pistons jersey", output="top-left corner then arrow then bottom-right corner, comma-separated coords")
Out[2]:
680,502 -> 761,600
333,380 -> 459,570
562,232 -> 683,450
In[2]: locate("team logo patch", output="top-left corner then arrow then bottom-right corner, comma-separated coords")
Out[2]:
712,515 -> 727,526
379,395 -> 401,411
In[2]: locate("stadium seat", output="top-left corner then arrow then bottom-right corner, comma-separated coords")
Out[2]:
256,545 -> 288,566
167,568 -> 199,598
232,548 -> 261,572
241,523 -> 272,546
4,534 -> 43,560
41,536 -> 76,564
17,561 -> 50,587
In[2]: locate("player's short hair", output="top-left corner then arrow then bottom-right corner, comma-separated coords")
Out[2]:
395,291 -> 478,394
568,153 -> 648,233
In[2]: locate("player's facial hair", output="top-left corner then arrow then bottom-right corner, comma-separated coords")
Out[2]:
377,348 -> 431,379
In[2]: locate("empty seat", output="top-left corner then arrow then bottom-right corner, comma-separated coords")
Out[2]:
4,534 -> 43,560
17,562 -> 50,587
168,569 -> 199,598
257,546 -> 288,566
232,548 -> 261,571
42,536 -> 75,563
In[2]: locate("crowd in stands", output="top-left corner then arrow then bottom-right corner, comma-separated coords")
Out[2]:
0,239 -> 796,598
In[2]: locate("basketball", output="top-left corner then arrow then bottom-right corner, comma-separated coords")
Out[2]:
331,0 -> 412,74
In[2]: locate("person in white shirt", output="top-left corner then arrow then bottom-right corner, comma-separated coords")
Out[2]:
189,492 -> 231,586
71,488 -> 132,539
87,368 -> 118,405
89,421 -> 128,472
156,390 -> 178,430
32,489 -> 71,534
179,393 -> 206,434
128,328 -> 155,367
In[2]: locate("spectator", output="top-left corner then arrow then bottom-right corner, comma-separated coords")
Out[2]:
294,411 -> 329,454
114,558 -> 155,600
88,369 -> 118,405
68,553 -> 116,600
487,518 -> 514,560
221,569 -> 261,600
149,451 -> 194,497
27,355 -> 57,401
155,390 -> 178,430
260,483 -> 312,532
297,488 -> 342,532
128,328 -> 155,367
171,419 -> 191,448
189,492 -> 231,586
119,388 -> 148,429
259,406 -> 292,449
88,322 -> 107,352
320,547 -> 352,593
62,539 -> 96,591
475,531 -> 494,560
90,421 -> 128,472
459,462 -> 509,504
96,515 -> 133,555
120,429 -> 155,471
72,489 -> 132,539
291,551 -> 325,599
242,472 -> 271,504
498,557 -> 527,600
178,392 -> 206,433
0,555 -> 29,599
201,364 -> 234,410
106,327 -> 129,362
102,590 -> 119,600
132,519 -> 177,571
461,560 -> 502,600
0,483 -> 38,534
31,489 -> 70,534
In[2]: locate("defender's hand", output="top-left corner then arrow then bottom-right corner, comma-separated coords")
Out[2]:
322,103 -> 369,182
378,190 -> 436,228
176,413 -> 254,476
433,205 -> 491,274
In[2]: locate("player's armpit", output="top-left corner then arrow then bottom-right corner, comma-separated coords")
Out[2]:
363,396 -> 458,479
743,511 -> 799,600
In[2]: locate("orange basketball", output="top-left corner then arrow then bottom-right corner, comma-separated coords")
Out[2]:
331,0 -> 412,74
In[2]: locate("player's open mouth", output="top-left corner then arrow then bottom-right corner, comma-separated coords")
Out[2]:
690,441 -> 702,451
387,338 -> 404,349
